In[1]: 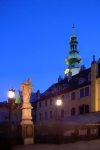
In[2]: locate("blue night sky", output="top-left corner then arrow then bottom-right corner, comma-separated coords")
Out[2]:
0,0 -> 100,101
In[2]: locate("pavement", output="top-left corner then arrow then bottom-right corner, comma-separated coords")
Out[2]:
12,139 -> 100,150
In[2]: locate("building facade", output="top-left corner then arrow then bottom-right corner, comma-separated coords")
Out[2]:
36,27 -> 100,125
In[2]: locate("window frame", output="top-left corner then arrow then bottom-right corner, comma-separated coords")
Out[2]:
80,88 -> 84,98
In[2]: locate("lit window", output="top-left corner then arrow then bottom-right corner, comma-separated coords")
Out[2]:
85,87 -> 89,96
80,88 -> 84,98
71,92 -> 75,100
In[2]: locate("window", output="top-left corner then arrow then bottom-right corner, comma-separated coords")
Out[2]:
39,113 -> 41,120
50,111 -> 52,119
61,109 -> 64,118
39,102 -> 41,107
50,99 -> 52,105
80,88 -> 84,98
71,92 -> 75,100
45,100 -> 47,106
85,87 -> 89,96
45,112 -> 48,120
79,105 -> 89,114
71,107 -> 75,116
78,78 -> 86,85
61,95 -> 65,102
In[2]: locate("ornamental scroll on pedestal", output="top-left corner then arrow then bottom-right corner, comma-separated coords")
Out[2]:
20,78 -> 34,145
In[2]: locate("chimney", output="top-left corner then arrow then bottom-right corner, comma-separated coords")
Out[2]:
58,75 -> 63,83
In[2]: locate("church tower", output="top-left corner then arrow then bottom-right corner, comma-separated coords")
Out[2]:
64,25 -> 82,76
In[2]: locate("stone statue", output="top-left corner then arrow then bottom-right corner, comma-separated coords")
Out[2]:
20,78 -> 34,145
20,78 -> 33,103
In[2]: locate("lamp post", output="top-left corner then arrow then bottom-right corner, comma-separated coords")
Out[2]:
56,97 -> 62,121
8,88 -> 15,103
8,88 -> 15,123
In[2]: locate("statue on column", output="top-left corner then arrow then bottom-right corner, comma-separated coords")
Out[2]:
20,78 -> 34,145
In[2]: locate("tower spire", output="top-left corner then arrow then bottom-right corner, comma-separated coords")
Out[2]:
64,25 -> 82,76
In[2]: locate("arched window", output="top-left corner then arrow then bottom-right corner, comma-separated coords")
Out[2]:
61,109 -> 64,118
61,95 -> 65,102
71,107 -> 75,116
71,92 -> 75,100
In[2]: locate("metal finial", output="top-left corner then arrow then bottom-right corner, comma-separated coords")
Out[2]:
72,24 -> 74,34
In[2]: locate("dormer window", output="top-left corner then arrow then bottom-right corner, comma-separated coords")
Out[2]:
78,78 -> 86,85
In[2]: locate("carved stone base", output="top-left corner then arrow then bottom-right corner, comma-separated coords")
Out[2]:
24,138 -> 34,145
21,123 -> 34,145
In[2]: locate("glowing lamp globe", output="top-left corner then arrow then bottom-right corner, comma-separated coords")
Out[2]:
8,88 -> 15,99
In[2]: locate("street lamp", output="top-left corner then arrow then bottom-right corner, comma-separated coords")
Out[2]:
8,88 -> 15,123
56,97 -> 62,121
8,88 -> 15,103
56,98 -> 62,106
